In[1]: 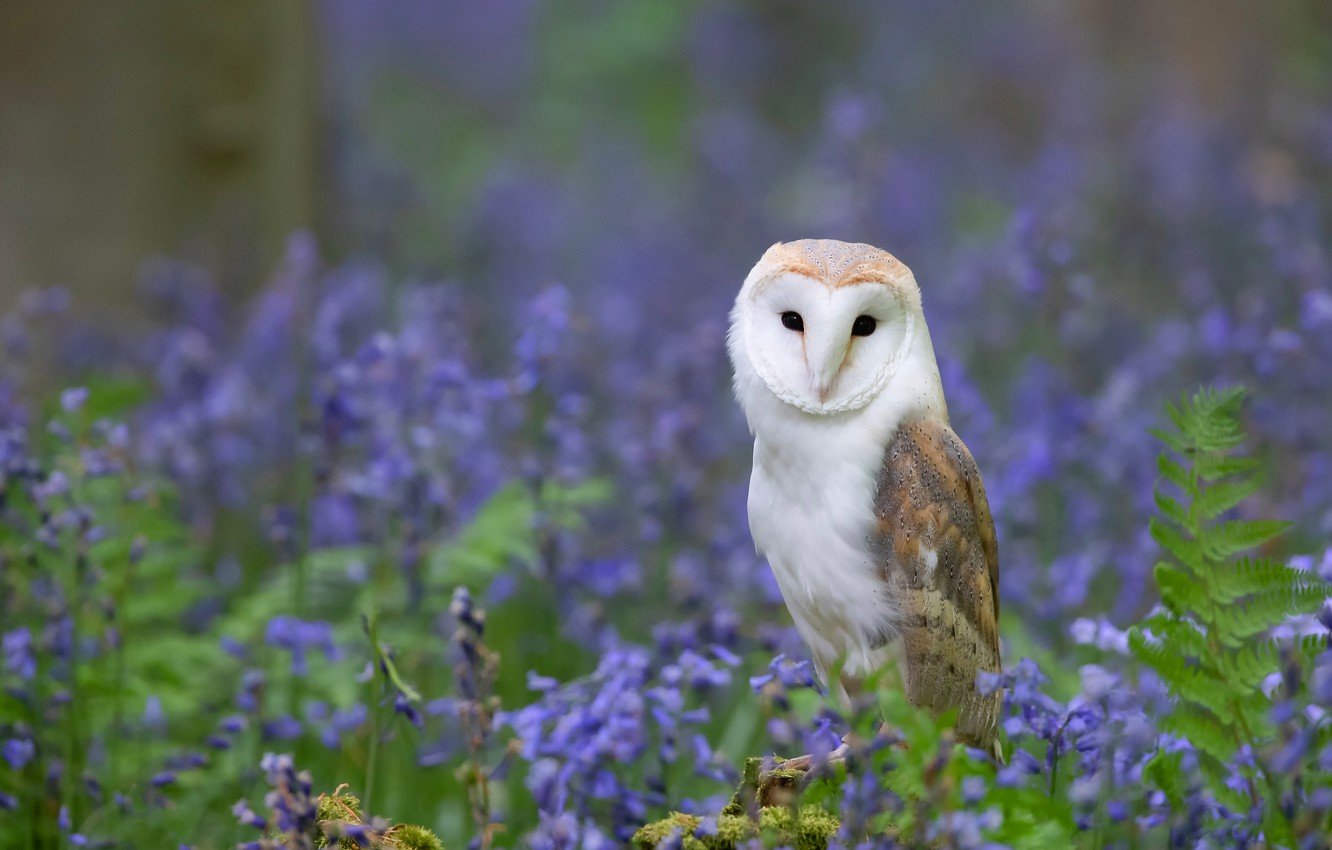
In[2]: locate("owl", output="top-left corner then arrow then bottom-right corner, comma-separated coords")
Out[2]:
728,239 -> 1002,755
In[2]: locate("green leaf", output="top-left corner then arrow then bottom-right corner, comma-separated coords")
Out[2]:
1210,557 -> 1312,603
1155,563 -> 1211,616
1143,750 -> 1187,809
1129,630 -> 1229,715
425,484 -> 538,587
1156,454 -> 1191,489
1150,517 -> 1207,572
1194,454 -> 1261,482
1216,583 -> 1330,645
1160,705 -> 1235,765
1139,613 -> 1208,659
1193,474 -> 1262,520
1197,755 -> 1252,813
1150,426 -> 1190,455
1153,492 -> 1189,528
1199,519 -> 1291,560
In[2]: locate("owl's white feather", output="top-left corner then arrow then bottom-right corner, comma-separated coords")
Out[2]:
728,240 -> 949,688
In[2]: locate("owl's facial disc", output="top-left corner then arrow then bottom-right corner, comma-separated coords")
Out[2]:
742,273 -> 915,415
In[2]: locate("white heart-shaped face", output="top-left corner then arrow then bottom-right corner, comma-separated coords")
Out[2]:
740,272 -> 916,415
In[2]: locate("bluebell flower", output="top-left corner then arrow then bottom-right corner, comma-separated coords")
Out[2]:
2,628 -> 36,680
2,738 -> 33,769
232,798 -> 267,830
150,771 -> 177,788
264,616 -> 339,676
262,716 -> 303,741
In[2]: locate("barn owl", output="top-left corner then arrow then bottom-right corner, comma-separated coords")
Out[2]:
728,239 -> 1002,755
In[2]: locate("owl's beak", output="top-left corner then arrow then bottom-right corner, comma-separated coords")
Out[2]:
808,332 -> 850,404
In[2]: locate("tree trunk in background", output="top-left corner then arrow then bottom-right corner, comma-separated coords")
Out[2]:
0,1 -> 321,308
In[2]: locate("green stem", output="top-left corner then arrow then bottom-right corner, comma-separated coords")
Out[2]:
364,705 -> 381,816
362,613 -> 385,814
1230,699 -> 1288,833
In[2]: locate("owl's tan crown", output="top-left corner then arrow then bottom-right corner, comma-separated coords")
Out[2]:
756,239 -> 914,291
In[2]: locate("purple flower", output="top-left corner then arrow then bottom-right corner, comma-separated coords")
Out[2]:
3,628 -> 36,680
264,616 -> 339,676
60,387 -> 89,413
2,738 -> 34,769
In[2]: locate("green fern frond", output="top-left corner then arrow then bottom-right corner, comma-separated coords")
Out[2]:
1198,519 -> 1290,560
1210,635 -> 1322,689
1214,644 -> 1273,689
1193,475 -> 1262,520
1149,518 -> 1207,573
1210,558 -> 1313,604
1139,385 -> 1320,830
1128,630 -> 1230,716
1314,722 -> 1332,755
1168,387 -> 1246,454
1161,705 -> 1237,765
1157,454 -> 1191,489
1196,756 -> 1253,814
1194,454 -> 1261,482
1217,584 -> 1329,646
1149,425 -> 1190,456
1138,612 -> 1208,658
1153,492 -> 1190,528
1154,563 -> 1212,617
1143,750 -> 1188,810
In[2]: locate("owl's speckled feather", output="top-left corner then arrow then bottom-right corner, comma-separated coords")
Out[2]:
872,419 -> 1001,750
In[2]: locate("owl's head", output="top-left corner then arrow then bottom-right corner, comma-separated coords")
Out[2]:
729,239 -> 926,417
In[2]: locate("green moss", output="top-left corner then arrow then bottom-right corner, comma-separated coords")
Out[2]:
389,823 -> 444,850
314,793 -> 366,849
724,756 -> 809,813
309,790 -> 443,850
757,806 -> 840,850
632,812 -> 705,849
631,806 -> 840,849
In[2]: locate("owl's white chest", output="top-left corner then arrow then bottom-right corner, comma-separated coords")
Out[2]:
731,298 -> 949,683
747,409 -> 904,680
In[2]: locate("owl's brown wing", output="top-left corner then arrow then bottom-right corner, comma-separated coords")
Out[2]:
871,417 -> 1002,752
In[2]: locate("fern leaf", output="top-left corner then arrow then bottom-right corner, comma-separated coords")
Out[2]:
1195,422 -> 1245,454
1150,426 -> 1190,456
1179,387 -> 1246,453
1216,584 -> 1330,645
1216,642 -> 1280,688
1210,558 -> 1312,604
1153,492 -> 1190,528
1233,691 -> 1274,739
1286,581 -> 1331,616
1155,563 -> 1212,618
1150,518 -> 1206,572
1196,755 -> 1253,814
1143,750 -> 1188,810
1129,629 -> 1230,716
1139,613 -> 1208,658
1314,722 -> 1332,756
1199,519 -> 1290,560
1193,474 -> 1262,520
1157,454 -> 1190,489
1194,454 -> 1261,482
1295,633 -> 1330,667
1161,704 -> 1237,765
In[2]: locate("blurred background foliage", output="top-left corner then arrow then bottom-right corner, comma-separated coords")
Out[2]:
2,1 -> 1332,847
3,0 -> 1329,301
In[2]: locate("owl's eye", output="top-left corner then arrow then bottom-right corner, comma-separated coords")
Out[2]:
851,315 -> 877,337
780,311 -> 804,332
